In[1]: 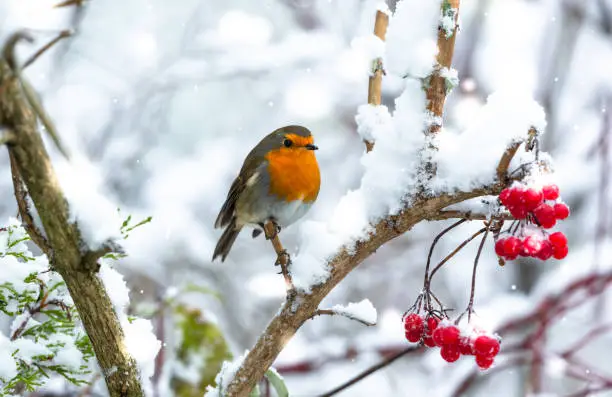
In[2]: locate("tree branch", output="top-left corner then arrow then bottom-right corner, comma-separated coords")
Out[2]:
364,9 -> 389,152
311,309 -> 375,327
0,34 -> 144,396
426,0 -> 460,135
225,182 -> 507,396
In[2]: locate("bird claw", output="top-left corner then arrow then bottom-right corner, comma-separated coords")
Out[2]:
275,249 -> 291,266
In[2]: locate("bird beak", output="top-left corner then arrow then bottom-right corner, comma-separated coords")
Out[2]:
305,144 -> 318,150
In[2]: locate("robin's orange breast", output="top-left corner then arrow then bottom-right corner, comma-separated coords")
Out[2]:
265,147 -> 320,203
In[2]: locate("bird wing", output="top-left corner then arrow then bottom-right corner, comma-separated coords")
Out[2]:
214,152 -> 265,229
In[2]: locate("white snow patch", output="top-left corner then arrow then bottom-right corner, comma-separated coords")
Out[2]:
432,88 -> 546,192
355,104 -> 393,143
331,299 -> 377,325
55,156 -> 122,249
385,0 -> 440,78
205,351 -> 248,397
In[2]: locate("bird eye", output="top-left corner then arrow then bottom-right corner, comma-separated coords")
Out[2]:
283,139 -> 293,147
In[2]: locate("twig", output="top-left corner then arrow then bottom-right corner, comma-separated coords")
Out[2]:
318,346 -> 421,397
263,220 -> 294,293
311,309 -> 375,327
466,224 -> 489,321
21,30 -> 73,70
427,227 -> 487,289
423,219 -> 467,289
364,9 -> 389,152
428,210 -> 513,221
561,323 -> 612,359
425,0 -> 461,135
3,31 -> 70,159
496,127 -> 536,182
54,0 -> 86,7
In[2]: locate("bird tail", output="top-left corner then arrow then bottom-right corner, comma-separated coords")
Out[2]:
212,217 -> 241,262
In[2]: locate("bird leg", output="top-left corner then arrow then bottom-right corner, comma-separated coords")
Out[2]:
263,220 -> 294,294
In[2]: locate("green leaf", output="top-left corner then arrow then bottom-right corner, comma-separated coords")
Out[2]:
248,384 -> 261,397
265,368 -> 289,397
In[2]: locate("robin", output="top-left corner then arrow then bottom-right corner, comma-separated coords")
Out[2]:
212,125 -> 320,262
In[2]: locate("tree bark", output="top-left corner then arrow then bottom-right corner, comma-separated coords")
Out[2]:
0,51 -> 144,396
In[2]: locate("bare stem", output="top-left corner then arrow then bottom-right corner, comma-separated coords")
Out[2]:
466,224 -> 490,321
318,346 -> 421,397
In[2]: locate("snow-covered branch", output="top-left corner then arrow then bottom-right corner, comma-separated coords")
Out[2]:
0,33 -> 145,396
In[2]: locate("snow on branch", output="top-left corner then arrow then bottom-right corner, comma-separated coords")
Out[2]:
313,299 -> 378,327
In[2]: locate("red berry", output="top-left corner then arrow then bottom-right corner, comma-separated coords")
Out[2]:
474,335 -> 500,357
533,204 -> 556,229
503,236 -> 522,259
405,330 -> 421,343
423,336 -> 436,347
499,188 -> 511,206
552,244 -> 568,260
404,313 -> 424,333
442,326 -> 461,346
507,186 -> 525,207
554,203 -> 570,220
522,235 -> 543,257
432,327 -> 445,347
440,344 -> 461,363
508,205 -> 528,220
537,240 -> 553,260
523,188 -> 543,211
542,184 -> 560,200
459,337 -> 473,355
495,238 -> 506,256
426,317 -> 439,334
475,354 -> 495,369
549,232 -> 567,248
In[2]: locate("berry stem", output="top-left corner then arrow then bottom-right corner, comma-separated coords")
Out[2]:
427,227 -> 488,300
423,219 -> 468,310
467,223 -> 490,322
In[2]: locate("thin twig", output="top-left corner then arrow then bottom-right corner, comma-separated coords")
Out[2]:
3,31 -> 70,159
427,227 -> 487,289
429,210 -> 514,221
466,224 -> 490,321
318,346 -> 421,397
311,309 -> 376,327
423,219 -> 467,289
22,30 -> 73,70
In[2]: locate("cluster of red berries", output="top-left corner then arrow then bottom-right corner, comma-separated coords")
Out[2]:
403,313 -> 501,369
496,183 -> 569,261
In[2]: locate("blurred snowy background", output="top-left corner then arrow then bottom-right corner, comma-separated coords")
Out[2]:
1,0 -> 612,396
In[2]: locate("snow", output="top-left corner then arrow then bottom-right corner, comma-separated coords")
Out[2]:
204,351 -> 248,397
385,0 -> 440,78
331,299 -> 377,325
55,156 -> 122,250
0,333 -> 17,381
98,261 -> 160,394
355,104 -> 393,143
432,88 -> 547,192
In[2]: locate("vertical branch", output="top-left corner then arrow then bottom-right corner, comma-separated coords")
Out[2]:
364,10 -> 389,152
426,0 -> 460,135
